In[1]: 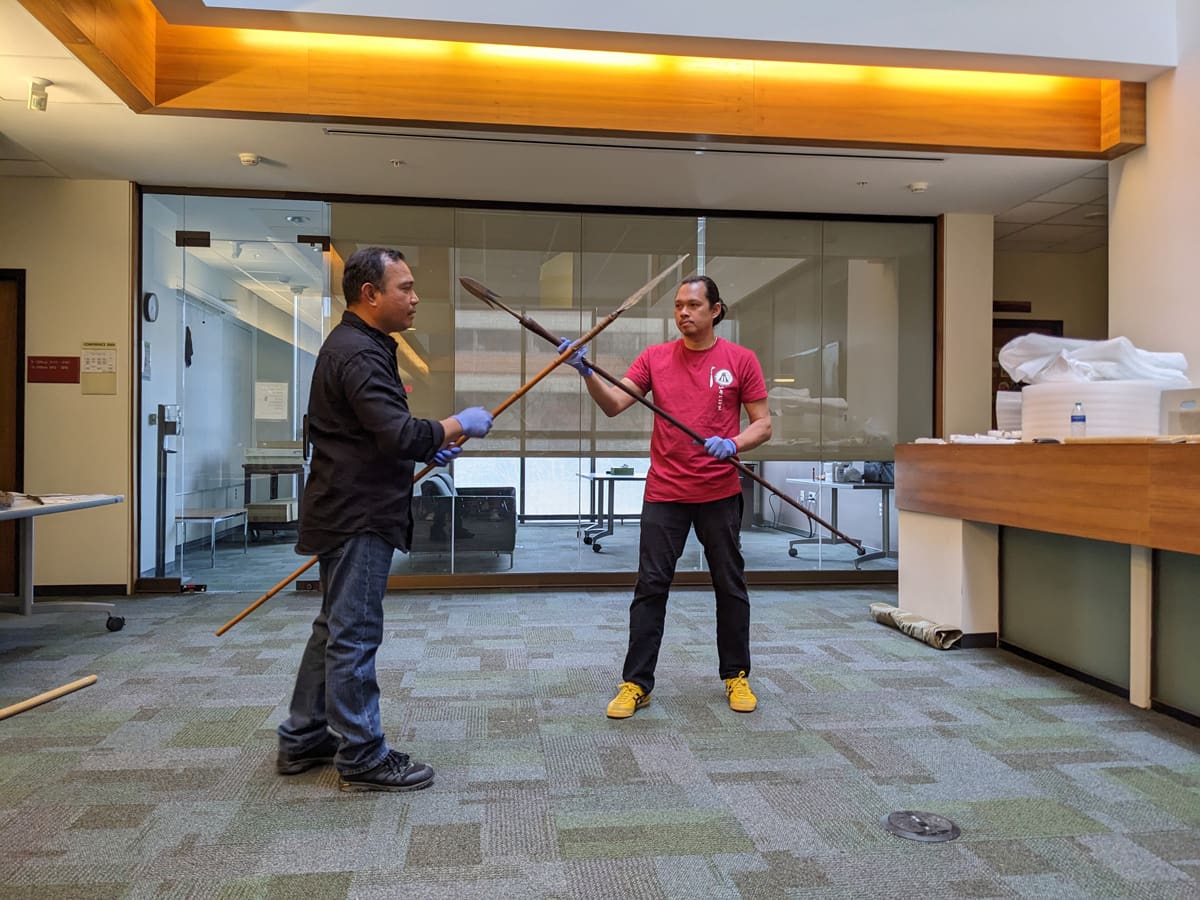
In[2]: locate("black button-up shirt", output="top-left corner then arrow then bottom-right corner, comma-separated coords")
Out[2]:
297,311 -> 445,555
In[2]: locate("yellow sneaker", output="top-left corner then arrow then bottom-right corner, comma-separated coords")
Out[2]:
606,681 -> 650,719
725,671 -> 757,713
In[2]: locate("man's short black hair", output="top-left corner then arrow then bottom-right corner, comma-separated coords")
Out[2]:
680,274 -> 725,325
342,246 -> 406,305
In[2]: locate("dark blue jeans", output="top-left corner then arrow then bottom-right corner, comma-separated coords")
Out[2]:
278,532 -> 394,775
622,494 -> 750,693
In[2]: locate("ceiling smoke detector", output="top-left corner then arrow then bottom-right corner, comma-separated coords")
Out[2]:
907,181 -> 930,193
238,152 -> 261,166
27,77 -> 52,112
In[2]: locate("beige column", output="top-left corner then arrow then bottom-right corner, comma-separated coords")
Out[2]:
1128,545 -> 1153,709
897,509 -> 998,635
940,213 -> 994,438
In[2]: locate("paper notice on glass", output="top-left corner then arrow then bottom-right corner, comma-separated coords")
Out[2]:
255,382 -> 289,420
81,341 -> 118,395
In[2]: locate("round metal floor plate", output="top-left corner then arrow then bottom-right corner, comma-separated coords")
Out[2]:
880,810 -> 961,842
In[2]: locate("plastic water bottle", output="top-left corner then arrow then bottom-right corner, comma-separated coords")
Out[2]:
1070,401 -> 1087,438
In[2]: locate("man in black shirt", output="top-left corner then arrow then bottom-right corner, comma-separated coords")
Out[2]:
277,246 -> 493,793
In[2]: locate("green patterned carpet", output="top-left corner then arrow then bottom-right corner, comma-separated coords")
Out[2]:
1,588 -> 1197,899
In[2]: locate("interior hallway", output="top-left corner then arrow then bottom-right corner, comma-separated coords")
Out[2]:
1,586 -> 1196,898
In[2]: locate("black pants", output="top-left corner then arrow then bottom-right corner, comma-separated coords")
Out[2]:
622,493 -> 750,693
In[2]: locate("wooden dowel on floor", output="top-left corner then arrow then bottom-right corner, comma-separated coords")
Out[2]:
0,674 -> 97,721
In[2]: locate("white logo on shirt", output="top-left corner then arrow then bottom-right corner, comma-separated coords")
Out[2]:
711,367 -> 735,412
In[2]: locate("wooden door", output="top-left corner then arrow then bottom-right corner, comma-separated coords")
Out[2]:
0,275 -> 22,594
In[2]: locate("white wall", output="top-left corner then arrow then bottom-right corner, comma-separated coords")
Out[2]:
0,178 -> 133,590
994,248 -> 1108,340
240,1 -> 1178,74
941,214 -> 995,437
1110,0 -> 1200,384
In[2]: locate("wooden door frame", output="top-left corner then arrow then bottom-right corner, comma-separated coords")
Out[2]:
1,270 -> 26,594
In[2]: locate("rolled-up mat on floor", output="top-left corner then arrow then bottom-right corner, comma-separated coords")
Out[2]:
868,602 -> 962,650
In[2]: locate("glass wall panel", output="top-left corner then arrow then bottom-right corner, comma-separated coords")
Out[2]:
143,192 -> 931,587
750,219 -> 933,572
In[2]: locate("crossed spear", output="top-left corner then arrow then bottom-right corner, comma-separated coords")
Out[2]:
217,252 -> 863,636
458,276 -> 864,555
215,255 -> 689,635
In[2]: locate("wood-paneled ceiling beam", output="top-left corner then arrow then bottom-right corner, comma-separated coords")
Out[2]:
21,0 -> 1145,159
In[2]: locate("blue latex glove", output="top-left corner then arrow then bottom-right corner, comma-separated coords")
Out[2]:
452,406 -> 494,438
556,337 -> 593,377
704,436 -> 737,460
428,445 -> 462,467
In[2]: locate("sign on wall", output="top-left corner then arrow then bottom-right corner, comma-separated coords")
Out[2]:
255,381 -> 288,420
81,341 -> 118,395
27,356 -> 80,384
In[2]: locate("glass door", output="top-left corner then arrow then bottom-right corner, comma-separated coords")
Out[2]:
138,195 -> 330,590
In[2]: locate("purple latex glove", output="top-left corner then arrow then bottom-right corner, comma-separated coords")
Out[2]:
452,406 -> 493,438
428,445 -> 462,467
703,436 -> 737,460
556,337 -> 593,377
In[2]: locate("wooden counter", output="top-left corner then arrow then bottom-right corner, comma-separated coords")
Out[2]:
895,443 -> 1200,555
894,442 -> 1200,719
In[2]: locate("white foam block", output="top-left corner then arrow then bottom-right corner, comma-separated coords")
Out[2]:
1021,381 -> 1162,440
995,391 -> 1023,431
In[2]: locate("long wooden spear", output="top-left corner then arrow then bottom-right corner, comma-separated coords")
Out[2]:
459,274 -> 865,554
216,255 -> 689,636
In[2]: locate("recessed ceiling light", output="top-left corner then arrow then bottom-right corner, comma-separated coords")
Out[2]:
286,215 -> 309,224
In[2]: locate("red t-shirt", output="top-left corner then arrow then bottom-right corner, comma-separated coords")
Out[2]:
625,337 -> 768,503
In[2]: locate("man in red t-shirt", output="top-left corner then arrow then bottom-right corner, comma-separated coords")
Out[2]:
558,275 -> 772,718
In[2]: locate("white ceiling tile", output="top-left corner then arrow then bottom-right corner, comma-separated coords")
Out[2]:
996,201 -> 1076,224
0,2 -> 77,59
996,239 -> 1059,253
0,56 -> 122,104
1033,178 -> 1107,204
1044,204 -> 1107,226
994,221 -> 1027,238
1013,223 -> 1098,243
0,158 -> 60,176
1053,230 -> 1108,251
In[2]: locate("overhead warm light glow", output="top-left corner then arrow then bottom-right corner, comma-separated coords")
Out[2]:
673,58 -> 751,77
235,29 -> 454,59
756,61 -> 870,85
470,43 -> 660,68
873,67 -> 1066,95
234,29 -> 1076,96
756,60 -> 1070,95
772,377 -> 796,384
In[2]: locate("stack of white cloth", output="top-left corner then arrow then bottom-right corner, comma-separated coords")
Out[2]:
998,334 -> 1191,440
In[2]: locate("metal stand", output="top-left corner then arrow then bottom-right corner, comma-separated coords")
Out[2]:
154,404 -> 180,577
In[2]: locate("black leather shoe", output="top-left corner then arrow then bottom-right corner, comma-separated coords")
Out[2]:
276,733 -> 338,775
339,750 -> 435,793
